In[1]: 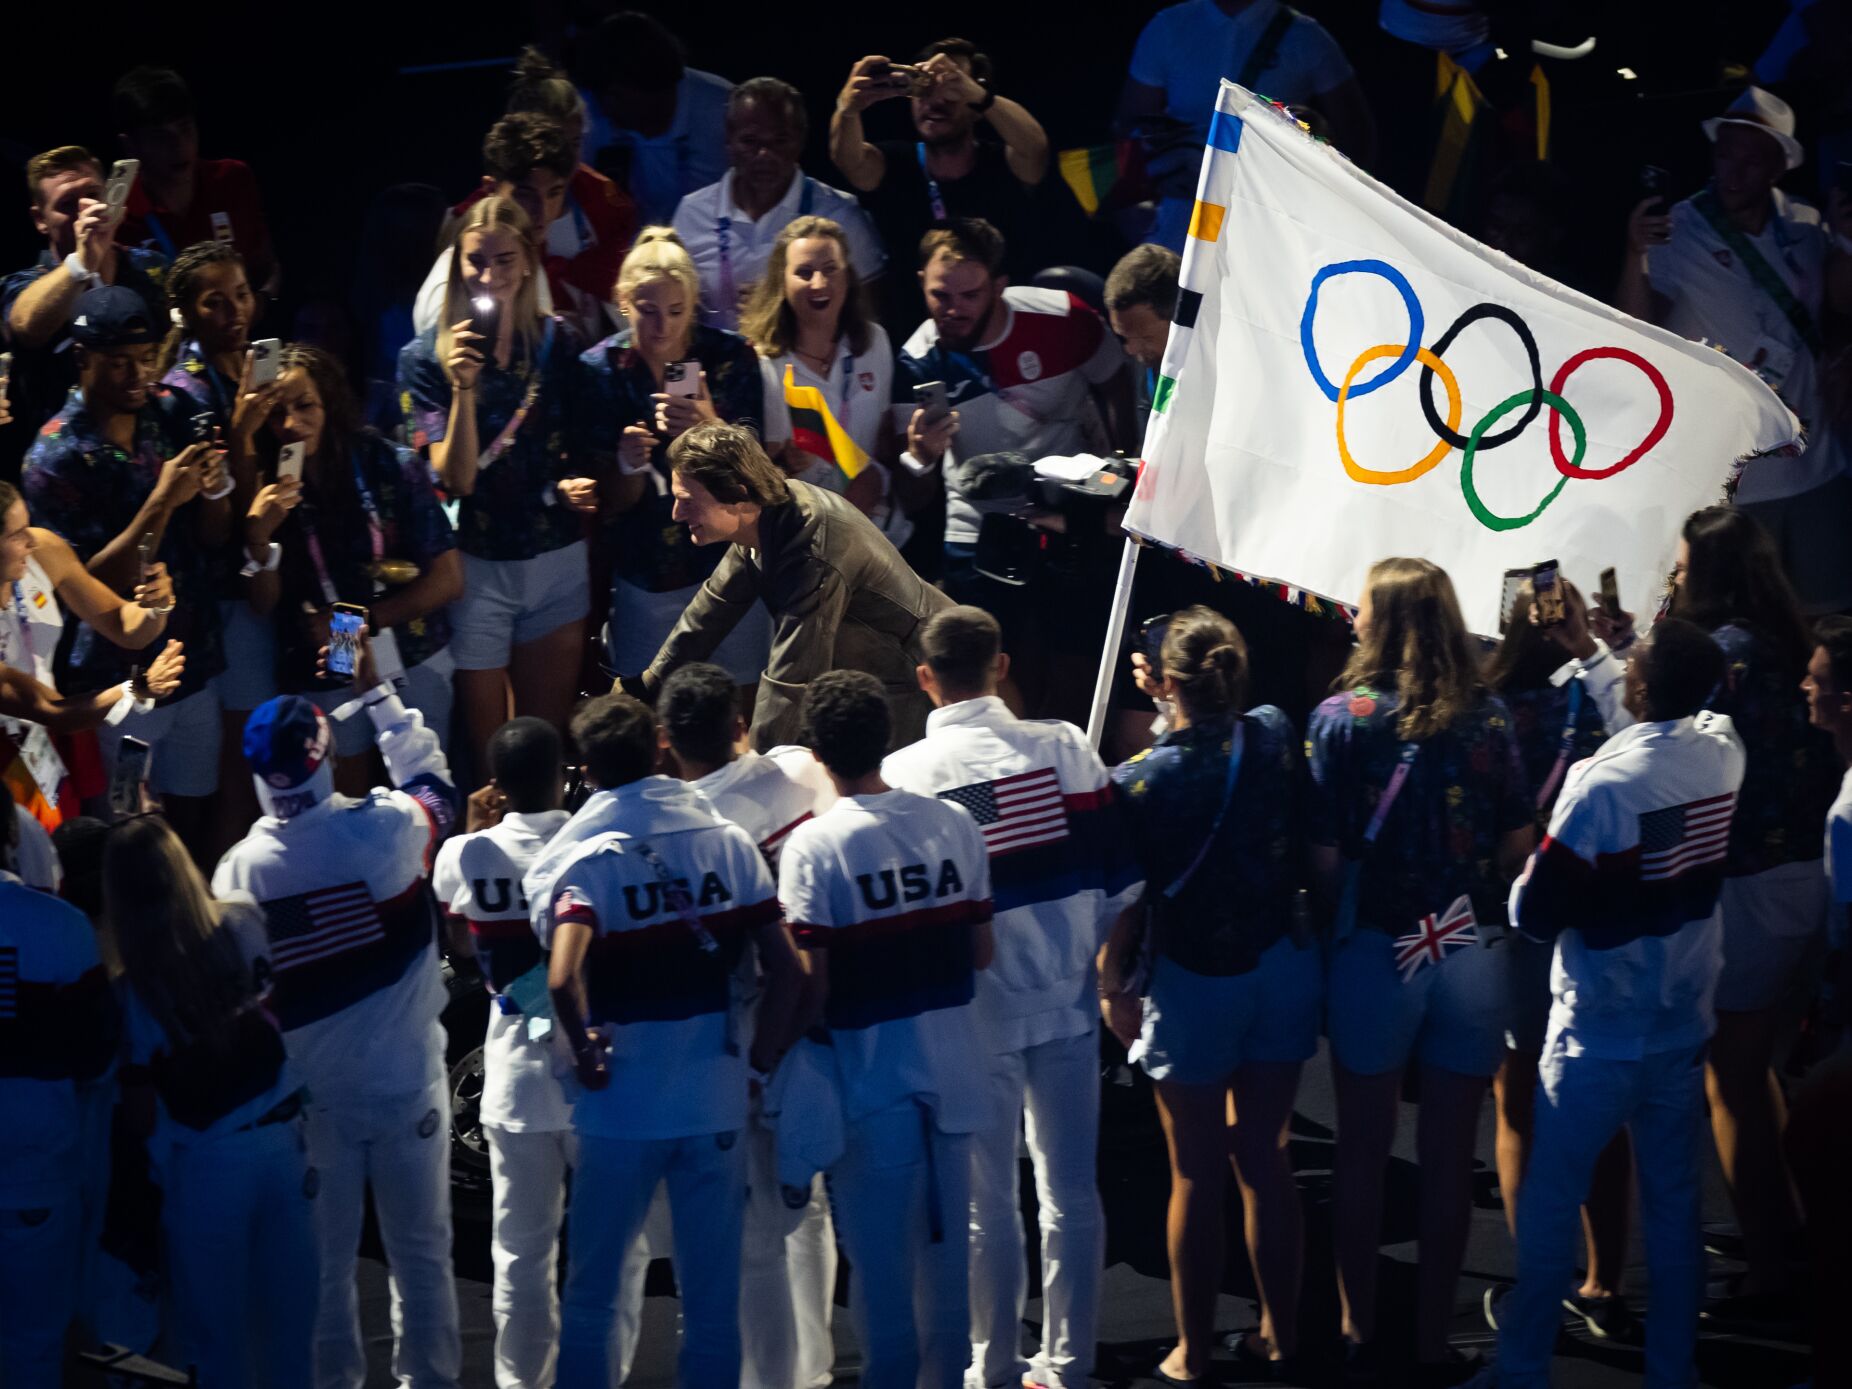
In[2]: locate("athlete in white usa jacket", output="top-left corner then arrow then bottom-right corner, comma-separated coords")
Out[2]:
213,643 -> 462,1389
881,608 -> 1143,1389
1482,621 -> 1744,1389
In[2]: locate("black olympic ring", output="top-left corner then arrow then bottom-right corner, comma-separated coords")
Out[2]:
1418,303 -> 1543,452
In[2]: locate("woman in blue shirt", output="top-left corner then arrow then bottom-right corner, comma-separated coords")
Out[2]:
1103,607 -> 1317,1380
107,815 -> 315,1389
1307,557 -> 1533,1380
398,196 -> 599,775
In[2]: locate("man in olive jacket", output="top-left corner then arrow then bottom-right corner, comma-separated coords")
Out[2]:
631,421 -> 953,748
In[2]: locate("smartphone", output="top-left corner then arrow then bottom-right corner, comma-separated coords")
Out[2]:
663,360 -> 700,399
470,294 -> 501,351
1640,164 -> 1669,205
103,158 -> 139,224
328,603 -> 367,679
1135,612 -> 1173,680
276,440 -> 306,483
1500,567 -> 1531,631
888,62 -> 931,95
248,337 -> 282,387
1532,559 -> 1566,627
109,737 -> 152,820
1598,566 -> 1622,621
137,531 -> 173,615
913,380 -> 952,428
190,411 -> 221,446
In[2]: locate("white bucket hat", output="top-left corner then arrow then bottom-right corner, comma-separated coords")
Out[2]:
1702,86 -> 1803,172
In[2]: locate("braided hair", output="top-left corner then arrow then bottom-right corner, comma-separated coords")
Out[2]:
159,239 -> 248,375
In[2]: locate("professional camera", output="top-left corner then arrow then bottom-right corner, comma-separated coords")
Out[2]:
949,451 -> 1138,588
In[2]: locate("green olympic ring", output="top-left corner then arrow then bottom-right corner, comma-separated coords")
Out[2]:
1459,389 -> 1586,532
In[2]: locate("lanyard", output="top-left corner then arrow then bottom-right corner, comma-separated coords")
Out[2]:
302,461 -> 386,606
1533,678 -> 1585,810
716,177 -> 816,322
0,582 -> 35,674
472,318 -> 553,471
916,142 -> 948,221
143,210 -> 176,261
187,341 -> 235,418
1364,740 -> 1421,846
838,348 -> 856,416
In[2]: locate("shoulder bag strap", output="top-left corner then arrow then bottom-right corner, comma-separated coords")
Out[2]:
1691,185 -> 1822,355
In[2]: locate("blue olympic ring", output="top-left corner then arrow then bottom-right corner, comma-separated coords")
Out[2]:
1299,260 -> 1424,403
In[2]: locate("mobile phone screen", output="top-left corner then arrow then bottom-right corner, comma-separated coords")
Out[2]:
277,441 -> 306,483
328,608 -> 366,678
1533,560 -> 1565,626
1598,566 -> 1621,620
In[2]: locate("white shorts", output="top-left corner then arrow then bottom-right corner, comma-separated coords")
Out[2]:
94,687 -> 222,797
1327,926 -> 1510,1079
450,544 -> 591,671
1138,936 -> 1322,1085
1715,859 -> 1829,1013
210,600 -> 281,713
606,576 -> 771,685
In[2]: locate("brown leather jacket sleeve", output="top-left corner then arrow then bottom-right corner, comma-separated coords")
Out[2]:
643,545 -> 764,690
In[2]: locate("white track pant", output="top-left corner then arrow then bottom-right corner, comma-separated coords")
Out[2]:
161,1115 -> 320,1388
831,1100 -> 973,1389
557,1129 -> 744,1388
485,1126 -> 658,1389
968,1029 -> 1103,1389
741,1123 -> 836,1389
306,1079 -> 461,1389
1497,1036 -> 1707,1389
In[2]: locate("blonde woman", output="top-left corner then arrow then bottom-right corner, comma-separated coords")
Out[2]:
741,215 -> 904,540
106,815 -> 316,1388
1306,558 -> 1534,1381
397,195 -> 599,773
575,226 -> 770,684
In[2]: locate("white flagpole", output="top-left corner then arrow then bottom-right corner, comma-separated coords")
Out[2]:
1086,536 -> 1142,750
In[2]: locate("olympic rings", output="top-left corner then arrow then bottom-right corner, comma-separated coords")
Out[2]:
1419,304 -> 1542,451
1461,390 -> 1585,531
1298,260 -> 1679,533
1300,260 -> 1424,403
1337,344 -> 1461,485
1548,347 -> 1673,480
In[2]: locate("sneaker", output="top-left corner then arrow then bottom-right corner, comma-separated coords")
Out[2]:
1482,1286 -> 1507,1332
1562,1293 -> 1643,1344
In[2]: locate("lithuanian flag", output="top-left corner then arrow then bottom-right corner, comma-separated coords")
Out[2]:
784,364 -> 871,481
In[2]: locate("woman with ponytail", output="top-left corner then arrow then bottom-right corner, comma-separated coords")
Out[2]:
106,815 -> 316,1387
1307,557 -> 1534,1381
1101,606 -> 1316,1380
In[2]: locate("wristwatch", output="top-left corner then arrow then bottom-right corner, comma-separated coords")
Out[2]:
968,86 -> 997,114
240,542 -> 282,577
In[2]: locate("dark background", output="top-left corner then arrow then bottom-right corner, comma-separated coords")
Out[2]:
0,1 -> 1809,331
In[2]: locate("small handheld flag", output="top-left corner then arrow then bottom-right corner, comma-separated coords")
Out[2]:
783,364 -> 871,482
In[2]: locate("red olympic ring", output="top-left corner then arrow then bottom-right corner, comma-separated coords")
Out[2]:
1547,347 -> 1674,480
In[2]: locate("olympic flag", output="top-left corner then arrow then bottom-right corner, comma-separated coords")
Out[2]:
1123,83 -> 1802,639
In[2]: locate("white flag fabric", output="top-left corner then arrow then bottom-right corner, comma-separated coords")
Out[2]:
1125,83 -> 1803,636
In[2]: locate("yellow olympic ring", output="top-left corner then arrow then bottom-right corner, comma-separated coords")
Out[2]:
1335,343 -> 1461,485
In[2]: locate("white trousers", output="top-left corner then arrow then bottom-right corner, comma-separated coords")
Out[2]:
968,1028 -> 1103,1389
831,1100 -> 974,1389
558,1129 -> 745,1388
1497,1035 -> 1707,1389
741,1123 -> 837,1389
0,1186 -> 81,1389
306,1079 -> 461,1389
161,1115 -> 320,1388
485,1125 -> 659,1389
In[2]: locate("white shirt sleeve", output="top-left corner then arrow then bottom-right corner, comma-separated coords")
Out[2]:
777,830 -> 828,931
432,837 -> 465,911
761,356 -> 794,450
837,196 -> 888,279
413,252 -> 450,337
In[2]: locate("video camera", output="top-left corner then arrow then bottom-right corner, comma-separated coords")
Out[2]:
950,451 -> 1138,588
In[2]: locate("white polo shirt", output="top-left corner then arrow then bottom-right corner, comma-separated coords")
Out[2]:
1649,188 -> 1840,501
672,170 -> 886,331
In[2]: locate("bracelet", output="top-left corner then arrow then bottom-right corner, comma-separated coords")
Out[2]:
968,87 -> 996,114
453,384 -> 475,395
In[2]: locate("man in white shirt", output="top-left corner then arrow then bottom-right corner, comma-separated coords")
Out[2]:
1476,621 -> 1744,1389
659,661 -> 836,1389
432,716 -> 578,1389
672,78 -> 884,332
0,782 -> 118,1388
535,693 -> 804,1389
1618,86 -> 1852,609
780,670 -> 996,1389
882,608 -> 1143,1389
213,642 -> 462,1389
1118,0 -> 1375,250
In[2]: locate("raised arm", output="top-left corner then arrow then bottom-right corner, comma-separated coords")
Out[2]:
922,55 -> 1049,186
8,200 -> 117,348
830,56 -> 905,192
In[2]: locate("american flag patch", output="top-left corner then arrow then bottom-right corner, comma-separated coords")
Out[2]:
939,767 -> 1068,854
0,946 -> 16,1019
1638,792 -> 1735,882
265,884 -> 384,970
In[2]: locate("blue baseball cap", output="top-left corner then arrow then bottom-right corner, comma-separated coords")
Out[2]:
243,696 -> 333,790
69,284 -> 161,348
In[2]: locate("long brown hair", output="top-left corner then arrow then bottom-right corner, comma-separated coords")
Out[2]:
1484,576 -> 1585,693
103,816 -> 255,1050
438,195 -> 544,367
1672,505 -> 1812,672
738,215 -> 875,360
1161,606 -> 1249,721
1340,557 -> 1483,740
